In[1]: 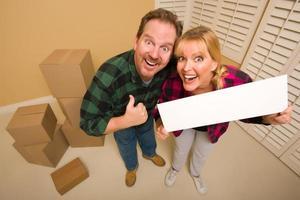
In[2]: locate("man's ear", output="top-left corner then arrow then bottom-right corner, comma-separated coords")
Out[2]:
133,37 -> 138,50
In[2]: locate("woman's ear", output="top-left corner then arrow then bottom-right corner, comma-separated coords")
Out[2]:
211,61 -> 218,71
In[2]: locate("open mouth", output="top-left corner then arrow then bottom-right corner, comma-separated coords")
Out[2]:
145,59 -> 159,67
184,75 -> 197,81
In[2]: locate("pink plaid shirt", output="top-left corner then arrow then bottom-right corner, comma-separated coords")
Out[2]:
153,65 -> 265,143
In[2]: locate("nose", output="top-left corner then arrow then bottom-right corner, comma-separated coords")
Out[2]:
183,59 -> 193,71
149,46 -> 159,59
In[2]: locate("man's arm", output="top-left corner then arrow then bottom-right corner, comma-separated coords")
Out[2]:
103,95 -> 148,134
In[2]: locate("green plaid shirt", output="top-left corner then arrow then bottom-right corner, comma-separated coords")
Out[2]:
80,49 -> 175,135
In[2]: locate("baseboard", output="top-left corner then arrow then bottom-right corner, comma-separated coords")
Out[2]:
0,96 -> 55,115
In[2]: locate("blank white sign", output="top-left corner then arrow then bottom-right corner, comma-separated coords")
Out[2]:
157,75 -> 288,132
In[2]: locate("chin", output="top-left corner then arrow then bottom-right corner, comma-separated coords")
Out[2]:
183,85 -> 195,92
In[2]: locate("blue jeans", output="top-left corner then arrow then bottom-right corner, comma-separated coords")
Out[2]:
114,116 -> 156,171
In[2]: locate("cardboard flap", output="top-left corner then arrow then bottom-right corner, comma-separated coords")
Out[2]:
15,104 -> 48,116
40,49 -> 89,65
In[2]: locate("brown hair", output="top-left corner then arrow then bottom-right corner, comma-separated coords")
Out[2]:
136,8 -> 183,39
175,26 -> 227,89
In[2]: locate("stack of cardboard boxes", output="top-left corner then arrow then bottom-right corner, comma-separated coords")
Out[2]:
6,103 -> 69,167
39,49 -> 105,147
6,49 -> 102,194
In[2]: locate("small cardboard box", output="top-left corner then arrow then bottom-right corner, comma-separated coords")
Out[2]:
13,125 -> 69,167
39,49 -> 95,98
51,157 -> 89,195
57,97 -> 82,128
7,103 -> 57,145
62,120 -> 105,147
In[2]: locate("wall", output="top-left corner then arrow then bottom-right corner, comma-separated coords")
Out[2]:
0,0 -> 153,106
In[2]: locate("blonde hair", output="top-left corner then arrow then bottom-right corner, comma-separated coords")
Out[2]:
175,26 -> 227,89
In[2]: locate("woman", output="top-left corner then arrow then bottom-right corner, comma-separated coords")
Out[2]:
155,26 -> 292,194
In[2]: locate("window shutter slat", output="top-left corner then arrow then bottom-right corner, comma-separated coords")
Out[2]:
280,139 -> 300,176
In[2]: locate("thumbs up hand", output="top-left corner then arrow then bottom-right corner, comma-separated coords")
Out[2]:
123,95 -> 148,126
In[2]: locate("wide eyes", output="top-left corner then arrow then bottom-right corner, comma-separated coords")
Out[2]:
177,56 -> 203,62
177,56 -> 185,62
145,40 -> 153,46
195,56 -> 203,62
144,39 -> 170,54
161,46 -> 170,53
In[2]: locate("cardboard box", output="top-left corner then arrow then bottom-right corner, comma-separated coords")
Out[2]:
6,103 -> 57,145
62,120 -> 105,147
57,97 -> 82,128
51,158 -> 89,195
13,142 -> 35,163
13,125 -> 69,167
40,49 -> 95,98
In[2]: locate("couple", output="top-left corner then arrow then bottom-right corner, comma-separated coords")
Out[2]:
80,8 -> 292,193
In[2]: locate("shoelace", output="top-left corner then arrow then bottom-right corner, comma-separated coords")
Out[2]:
169,170 -> 177,179
194,177 -> 205,187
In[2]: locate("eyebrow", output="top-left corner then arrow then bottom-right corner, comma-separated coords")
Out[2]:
193,51 -> 205,57
177,50 -> 205,57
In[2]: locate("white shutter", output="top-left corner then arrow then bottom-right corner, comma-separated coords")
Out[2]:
156,0 -> 190,30
263,61 -> 300,156
157,0 -> 267,64
189,0 -> 220,30
215,0 -> 268,64
241,0 -> 300,80
239,0 -> 300,158
280,138 -> 300,176
185,0 -> 267,63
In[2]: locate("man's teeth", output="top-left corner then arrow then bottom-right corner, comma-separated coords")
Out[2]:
184,75 -> 196,80
145,59 -> 157,66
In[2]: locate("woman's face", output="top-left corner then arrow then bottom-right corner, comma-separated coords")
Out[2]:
176,40 -> 218,94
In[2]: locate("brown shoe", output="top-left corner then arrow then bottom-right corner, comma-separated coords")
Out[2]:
125,169 -> 136,187
143,154 -> 166,167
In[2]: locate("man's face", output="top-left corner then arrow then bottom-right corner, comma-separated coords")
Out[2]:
134,19 -> 177,81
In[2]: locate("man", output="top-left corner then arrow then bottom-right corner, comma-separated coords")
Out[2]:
80,8 -> 182,187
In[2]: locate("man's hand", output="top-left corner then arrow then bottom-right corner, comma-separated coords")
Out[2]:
263,105 -> 293,125
123,95 -> 148,126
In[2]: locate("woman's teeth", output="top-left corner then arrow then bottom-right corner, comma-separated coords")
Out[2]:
184,75 -> 196,80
